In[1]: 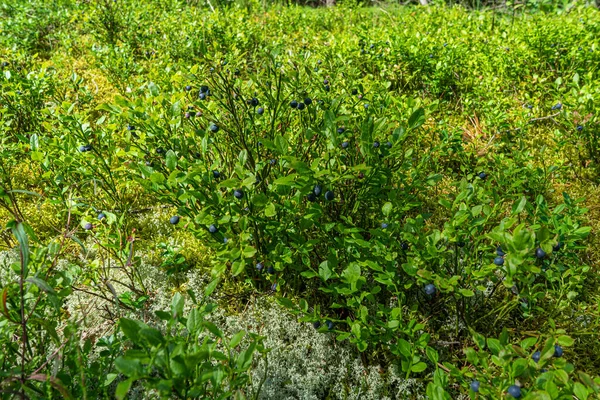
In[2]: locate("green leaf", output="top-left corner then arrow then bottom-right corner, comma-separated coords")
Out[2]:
187,308 -> 202,333
319,261 -> 332,282
382,202 -> 393,217
205,279 -> 220,296
512,197 -> 527,215
411,362 -> 428,373
171,292 -> 185,319
119,318 -> 145,344
11,223 -> 29,276
114,357 -> 143,378
230,331 -> 245,348
115,378 -> 133,400
556,335 -> 574,347
26,277 -> 56,295
166,150 -> 177,170
407,107 -> 425,131
204,321 -> 224,338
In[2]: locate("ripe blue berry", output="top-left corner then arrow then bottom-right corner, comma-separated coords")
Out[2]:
257,107 -> 264,115
304,98 -> 312,105
507,385 -> 521,398
169,216 -> 180,225
326,320 -> 334,330
373,141 -> 380,148
494,256 -> 504,266
478,172 -> 487,179
199,93 -> 206,100
208,224 -> 217,233
290,100 -> 298,108
267,266 -> 275,274
324,191 -> 334,201
297,102 -> 306,110
213,170 -> 220,179
185,85 -> 192,91
497,245 -> 506,256
424,284 -> 436,296
337,127 -> 345,134
554,345 -> 563,357
313,185 -> 322,196
83,223 -> 93,231
98,213 -> 106,220
313,321 -> 321,329
577,125 -> 583,131
307,193 -> 317,202
256,262 -> 263,271
553,242 -> 562,252
535,247 -> 546,259
233,189 -> 244,199
271,283 -> 277,291
381,223 -> 388,229
342,141 -> 349,149
470,381 -> 480,393
532,351 -> 541,363
209,123 -> 219,133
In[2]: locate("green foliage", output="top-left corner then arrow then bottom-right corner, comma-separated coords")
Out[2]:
1,0 -> 600,398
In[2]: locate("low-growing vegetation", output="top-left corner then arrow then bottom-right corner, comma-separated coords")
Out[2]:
1,0 -> 600,398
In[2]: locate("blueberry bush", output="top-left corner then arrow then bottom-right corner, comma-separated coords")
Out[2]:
1,0 -> 600,398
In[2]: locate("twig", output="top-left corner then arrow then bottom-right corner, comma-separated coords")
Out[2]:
528,112 -> 560,124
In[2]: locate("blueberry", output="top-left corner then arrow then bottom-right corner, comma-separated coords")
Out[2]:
532,351 -> 541,363
323,79 -> 329,85
257,107 -> 264,115
324,191 -> 334,201
507,385 -> 521,398
313,185 -> 322,196
324,85 -> 330,92
79,145 -> 92,152
271,283 -> 277,291
551,102 -> 562,110
223,237 -> 228,244
209,123 -> 219,133
373,141 -> 380,148
337,127 -> 345,134
83,223 -> 93,231
169,216 -> 180,225
98,212 -> 106,220
554,345 -> 563,357
313,321 -> 321,329
470,381 -> 480,393
208,224 -> 218,233
577,125 -> 583,131
127,125 -> 135,131
256,262 -> 264,271
1,61 -> 9,67
213,170 -> 220,179
364,103 -> 369,109
195,111 -> 202,117
478,172 -> 487,179
553,242 -> 562,252
443,43 -> 448,47
200,86 -> 209,93
494,256 -> 504,266
185,85 -> 192,91
307,193 -> 317,202
535,247 -> 546,259
424,284 -> 436,296
199,93 -> 206,100
497,245 -> 506,256
370,44 -> 375,49
290,100 -> 298,109
317,60 -> 322,64
351,89 -> 358,95
184,112 -> 191,119
297,102 -> 306,110
381,223 -> 388,229
401,242 -> 409,250
326,320 -> 334,330
304,97 -> 312,106
267,266 -> 275,274
233,189 -> 244,199
249,97 -> 259,107
341,141 -> 349,149
385,141 -> 392,148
